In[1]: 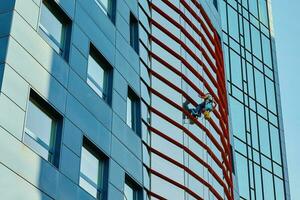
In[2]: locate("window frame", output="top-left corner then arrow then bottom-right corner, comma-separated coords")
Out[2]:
129,13 -> 139,53
87,44 -> 113,105
94,0 -> 115,22
124,175 -> 142,200
79,137 -> 109,200
126,87 -> 141,134
38,0 -> 72,61
23,89 -> 63,168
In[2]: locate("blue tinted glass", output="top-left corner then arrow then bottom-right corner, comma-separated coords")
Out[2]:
228,6 -> 239,41
262,34 -> 272,67
127,96 -> 133,128
230,97 -> 246,141
262,169 -> 275,200
254,69 -> 266,106
80,146 -> 104,198
40,2 -> 64,52
230,49 -> 242,88
251,26 -> 262,59
87,54 -> 106,98
258,116 -> 270,157
236,153 -> 250,199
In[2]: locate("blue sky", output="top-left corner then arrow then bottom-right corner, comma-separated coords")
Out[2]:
272,0 -> 300,199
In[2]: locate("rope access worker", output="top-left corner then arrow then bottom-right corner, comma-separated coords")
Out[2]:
183,94 -> 216,121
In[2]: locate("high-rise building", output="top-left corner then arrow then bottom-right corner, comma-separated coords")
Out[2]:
219,0 -> 290,199
0,0 -> 289,200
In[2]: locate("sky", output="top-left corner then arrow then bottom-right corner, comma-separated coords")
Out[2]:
272,0 -> 300,199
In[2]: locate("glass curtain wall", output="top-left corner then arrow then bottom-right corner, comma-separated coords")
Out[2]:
220,0 -> 287,199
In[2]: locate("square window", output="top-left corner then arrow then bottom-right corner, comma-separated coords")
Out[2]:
87,44 -> 113,104
124,175 -> 142,200
130,13 -> 139,53
38,0 -> 72,61
80,137 -> 108,199
127,87 -> 140,133
24,90 -> 62,167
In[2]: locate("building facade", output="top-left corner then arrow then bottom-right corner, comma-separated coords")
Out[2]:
219,0 -> 290,199
141,0 -> 235,200
0,0 -> 289,200
0,0 -> 145,199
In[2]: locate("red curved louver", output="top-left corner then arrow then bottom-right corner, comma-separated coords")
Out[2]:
141,0 -> 234,199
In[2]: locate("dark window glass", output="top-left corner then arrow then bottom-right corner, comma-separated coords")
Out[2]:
213,0 -> 218,10
39,0 -> 71,60
24,90 -> 62,167
80,137 -> 108,199
87,45 -> 113,104
124,175 -> 142,200
127,87 -> 140,134
130,13 -> 139,53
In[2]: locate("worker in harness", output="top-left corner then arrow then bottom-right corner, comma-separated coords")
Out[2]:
183,94 -> 216,121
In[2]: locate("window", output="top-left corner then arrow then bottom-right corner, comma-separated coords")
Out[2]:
87,44 -> 113,104
24,90 -> 62,167
38,0 -> 72,60
127,87 -> 140,133
95,0 -> 115,21
213,0 -> 218,11
80,137 -> 108,199
124,175 -> 142,200
130,13 -> 139,53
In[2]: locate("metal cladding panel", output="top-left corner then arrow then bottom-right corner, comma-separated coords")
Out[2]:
139,0 -> 234,199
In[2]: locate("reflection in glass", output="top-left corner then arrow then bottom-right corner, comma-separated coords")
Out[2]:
80,144 -> 104,199
25,98 -> 57,162
87,54 -> 106,99
39,1 -> 67,55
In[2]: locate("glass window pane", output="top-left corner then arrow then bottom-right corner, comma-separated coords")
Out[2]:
254,164 -> 263,200
254,68 -> 266,106
228,6 -> 239,41
274,177 -> 284,200
262,169 -> 275,200
124,182 -> 135,200
230,97 -> 246,141
266,78 -> 277,114
250,111 -> 259,150
87,54 -> 106,98
249,0 -> 258,17
251,25 -> 262,59
262,34 -> 272,67
270,125 -> 282,164
80,146 -> 102,198
25,100 -> 54,151
127,96 -> 133,128
236,153 -> 249,199
259,0 -> 269,27
95,0 -> 109,14
130,13 -> 139,53
40,2 -> 64,52
258,116 -> 270,157
230,49 -> 242,88
24,91 -> 62,167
